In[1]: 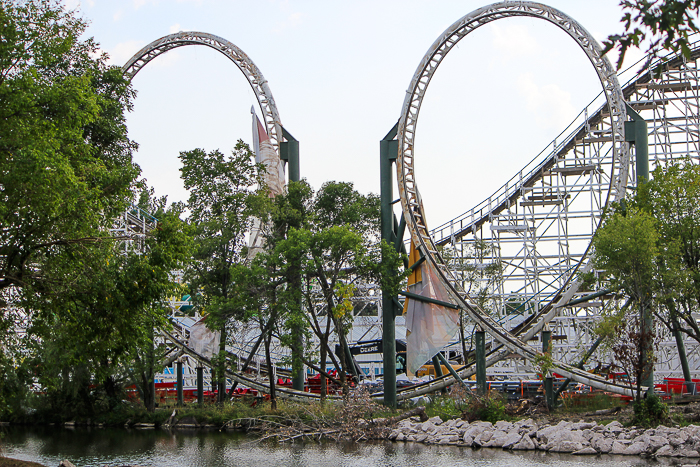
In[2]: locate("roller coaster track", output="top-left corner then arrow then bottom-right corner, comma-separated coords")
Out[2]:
124,10 -> 700,401
122,31 -> 283,155
396,2 -> 636,398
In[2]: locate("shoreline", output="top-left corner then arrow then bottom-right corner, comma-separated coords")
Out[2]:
388,415 -> 700,458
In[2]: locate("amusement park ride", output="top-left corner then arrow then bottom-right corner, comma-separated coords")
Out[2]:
109,2 -> 700,407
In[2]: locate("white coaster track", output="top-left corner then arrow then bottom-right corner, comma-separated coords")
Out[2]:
119,9 -> 700,401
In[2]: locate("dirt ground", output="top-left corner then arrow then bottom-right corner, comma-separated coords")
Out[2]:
527,400 -> 700,426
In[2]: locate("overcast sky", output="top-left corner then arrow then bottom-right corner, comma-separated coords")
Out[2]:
68,0 -> 645,227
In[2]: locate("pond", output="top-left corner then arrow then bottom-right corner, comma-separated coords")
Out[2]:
0,426 -> 681,467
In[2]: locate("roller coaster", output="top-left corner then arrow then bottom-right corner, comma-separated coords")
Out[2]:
115,2 -> 700,403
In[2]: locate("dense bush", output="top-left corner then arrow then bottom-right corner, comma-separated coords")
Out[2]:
632,394 -> 669,427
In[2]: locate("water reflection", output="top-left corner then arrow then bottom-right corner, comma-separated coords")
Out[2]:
0,426 -> 687,467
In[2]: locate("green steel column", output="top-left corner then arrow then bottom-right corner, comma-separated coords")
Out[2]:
625,104 -> 655,394
672,314 -> 693,393
281,128 -> 305,392
176,361 -> 184,407
436,352 -> 467,387
475,329 -> 486,395
380,124 -> 398,407
542,329 -> 553,410
431,355 -> 444,378
197,367 -> 204,406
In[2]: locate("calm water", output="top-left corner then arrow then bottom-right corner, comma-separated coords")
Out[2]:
0,426 -> 682,467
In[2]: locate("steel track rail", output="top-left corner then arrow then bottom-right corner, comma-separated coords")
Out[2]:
121,31 -> 283,154
396,2 -> 639,397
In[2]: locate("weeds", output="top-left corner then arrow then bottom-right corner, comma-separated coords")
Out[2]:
632,394 -> 669,427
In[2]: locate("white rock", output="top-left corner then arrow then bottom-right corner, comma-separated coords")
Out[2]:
463,421 -> 492,440
623,442 -> 647,455
642,435 -> 668,451
427,416 -> 443,425
419,421 -> 434,432
572,447 -> 598,455
438,435 -> 459,444
414,433 -> 428,442
572,422 -> 597,430
611,441 -> 628,454
502,433 -> 523,449
550,441 -> 584,453
495,420 -> 513,431
544,429 -> 588,452
655,445 -> 674,457
512,434 -> 536,450
462,434 -> 473,446
473,430 -> 494,446
669,433 -> 688,447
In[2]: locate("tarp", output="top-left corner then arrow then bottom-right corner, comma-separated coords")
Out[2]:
188,318 -> 220,360
404,241 -> 460,375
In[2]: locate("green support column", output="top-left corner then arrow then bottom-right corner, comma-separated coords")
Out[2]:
625,104 -> 655,394
432,355 -> 444,378
436,352 -> 467,387
281,127 -> 305,392
380,123 -> 399,407
542,329 -> 553,410
475,329 -> 486,395
197,367 -> 204,406
176,361 -> 184,407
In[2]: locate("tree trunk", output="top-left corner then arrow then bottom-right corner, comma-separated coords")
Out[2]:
217,322 -> 227,404
320,343 -> 327,403
144,320 -> 156,412
264,329 -> 277,410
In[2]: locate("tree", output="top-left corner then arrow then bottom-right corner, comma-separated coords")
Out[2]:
636,161 -> 700,345
232,180 -> 405,401
0,0 -> 139,293
604,0 -> 700,68
24,194 -> 191,417
0,0 -> 144,417
180,141 -> 263,403
592,205 -> 658,400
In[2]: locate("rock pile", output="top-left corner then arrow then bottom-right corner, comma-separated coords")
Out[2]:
387,417 -> 700,458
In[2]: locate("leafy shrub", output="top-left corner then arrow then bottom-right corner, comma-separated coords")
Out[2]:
461,390 -> 508,423
632,394 -> 668,427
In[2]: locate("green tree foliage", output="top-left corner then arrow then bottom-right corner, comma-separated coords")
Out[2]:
592,206 -> 658,400
636,161 -> 700,344
0,0 -> 139,293
25,200 -> 191,418
0,0 -> 174,418
605,0 -> 700,68
179,141 -> 263,402
235,180 -> 403,400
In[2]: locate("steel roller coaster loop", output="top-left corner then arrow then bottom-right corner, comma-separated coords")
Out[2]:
396,2 -> 637,396
122,31 -> 283,155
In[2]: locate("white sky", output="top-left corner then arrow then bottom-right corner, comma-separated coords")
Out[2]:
69,0 -> 645,227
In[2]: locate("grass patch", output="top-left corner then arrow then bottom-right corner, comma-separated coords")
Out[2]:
557,393 -> 625,413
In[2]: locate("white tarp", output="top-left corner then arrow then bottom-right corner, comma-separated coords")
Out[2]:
188,318 -> 220,360
405,260 -> 461,375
